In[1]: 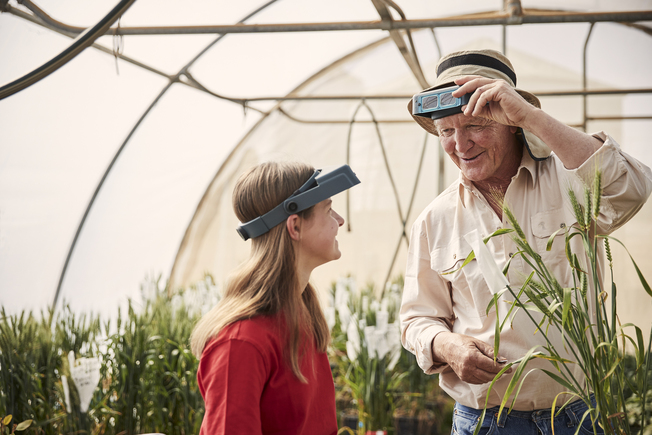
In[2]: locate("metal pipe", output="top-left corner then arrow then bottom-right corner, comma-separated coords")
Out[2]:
0,0 -> 137,100
81,11 -> 652,34
235,87 -> 652,102
587,116 -> 652,121
7,6 -> 652,36
582,23 -> 595,132
534,88 -> 652,97
275,110 -> 652,125
372,0 -> 429,88
430,28 -> 441,58
18,0 -> 75,34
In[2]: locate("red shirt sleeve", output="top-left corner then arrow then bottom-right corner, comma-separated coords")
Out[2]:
198,338 -> 268,435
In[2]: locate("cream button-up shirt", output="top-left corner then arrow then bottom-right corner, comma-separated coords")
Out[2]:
400,132 -> 652,410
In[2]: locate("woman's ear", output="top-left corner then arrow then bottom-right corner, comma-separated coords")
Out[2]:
286,214 -> 301,241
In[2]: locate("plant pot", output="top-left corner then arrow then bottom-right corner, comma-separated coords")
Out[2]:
394,415 -> 437,435
395,416 -> 419,435
341,414 -> 358,431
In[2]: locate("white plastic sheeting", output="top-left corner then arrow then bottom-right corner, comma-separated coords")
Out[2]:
1,1 -> 651,330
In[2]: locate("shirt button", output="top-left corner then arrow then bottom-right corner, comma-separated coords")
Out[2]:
453,254 -> 457,259
509,252 -> 514,257
560,223 -> 566,228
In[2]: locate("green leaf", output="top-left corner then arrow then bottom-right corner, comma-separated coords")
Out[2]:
472,408 -> 488,435
606,236 -> 652,297
493,294 -> 501,358
483,228 -> 514,243
486,288 -> 509,315
502,253 -> 516,275
632,259 -> 651,297
562,287 -> 572,328
635,326 -> 645,367
499,347 -> 541,408
546,227 -> 565,251
442,250 -> 475,275
475,360 -> 518,435
551,392 -> 581,422
600,356 -> 623,382
501,282 -> 530,331
2,416 -> 11,426
548,301 -> 563,315
15,420 -> 32,431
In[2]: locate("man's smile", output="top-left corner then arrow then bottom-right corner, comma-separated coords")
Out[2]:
461,152 -> 483,162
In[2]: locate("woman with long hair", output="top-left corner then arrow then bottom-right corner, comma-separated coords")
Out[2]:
191,161 -> 359,434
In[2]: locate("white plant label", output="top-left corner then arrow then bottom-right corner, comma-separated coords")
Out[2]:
68,351 -> 101,413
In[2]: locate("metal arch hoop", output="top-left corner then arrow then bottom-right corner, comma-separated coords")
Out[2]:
0,0 -> 137,100
345,99 -> 430,293
50,0 -> 280,308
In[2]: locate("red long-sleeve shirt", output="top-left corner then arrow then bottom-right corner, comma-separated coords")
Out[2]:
197,315 -> 338,434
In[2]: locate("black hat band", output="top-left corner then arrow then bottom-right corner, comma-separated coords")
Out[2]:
437,53 -> 517,86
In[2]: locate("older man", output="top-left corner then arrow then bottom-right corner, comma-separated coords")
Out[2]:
400,49 -> 652,434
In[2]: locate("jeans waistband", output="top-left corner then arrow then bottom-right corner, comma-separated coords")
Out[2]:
455,394 -> 595,427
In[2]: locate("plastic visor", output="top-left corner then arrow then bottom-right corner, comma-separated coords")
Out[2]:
411,85 -> 471,120
236,164 -> 361,241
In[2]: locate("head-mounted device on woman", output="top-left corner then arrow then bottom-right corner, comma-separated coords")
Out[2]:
236,164 -> 360,241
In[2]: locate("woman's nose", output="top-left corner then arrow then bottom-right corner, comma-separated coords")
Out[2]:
333,210 -> 345,227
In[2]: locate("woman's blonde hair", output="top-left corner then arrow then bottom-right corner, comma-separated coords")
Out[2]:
190,161 -> 330,382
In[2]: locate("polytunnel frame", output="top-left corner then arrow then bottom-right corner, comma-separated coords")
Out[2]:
1,0 -> 651,306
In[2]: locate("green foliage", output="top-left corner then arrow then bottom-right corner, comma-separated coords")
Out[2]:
473,171 -> 652,435
0,306 -> 101,434
1,272 -> 457,435
0,275 -> 214,435
328,277 -> 454,434
0,415 -> 33,434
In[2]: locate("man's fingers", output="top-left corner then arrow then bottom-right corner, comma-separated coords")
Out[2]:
461,365 -> 507,384
470,342 -> 513,376
473,339 -> 496,359
434,332 -> 513,384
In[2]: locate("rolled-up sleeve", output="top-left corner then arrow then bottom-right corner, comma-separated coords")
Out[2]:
400,218 -> 454,374
571,132 -> 652,234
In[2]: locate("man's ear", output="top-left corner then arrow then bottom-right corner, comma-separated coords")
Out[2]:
286,214 -> 301,241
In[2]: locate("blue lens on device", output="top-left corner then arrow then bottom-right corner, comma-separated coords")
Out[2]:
412,85 -> 471,120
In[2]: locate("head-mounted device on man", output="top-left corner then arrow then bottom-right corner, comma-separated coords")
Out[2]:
411,85 -> 471,120
236,164 -> 361,241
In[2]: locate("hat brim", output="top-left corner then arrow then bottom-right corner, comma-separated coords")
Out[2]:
407,84 -> 550,160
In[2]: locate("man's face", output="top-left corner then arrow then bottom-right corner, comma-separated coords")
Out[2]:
434,113 -> 521,185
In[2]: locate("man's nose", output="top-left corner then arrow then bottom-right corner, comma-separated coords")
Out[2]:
454,130 -> 473,153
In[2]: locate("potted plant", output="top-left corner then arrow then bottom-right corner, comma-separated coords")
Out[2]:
328,279 -> 404,434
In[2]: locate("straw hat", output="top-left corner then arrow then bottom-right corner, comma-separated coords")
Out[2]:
408,49 -> 551,160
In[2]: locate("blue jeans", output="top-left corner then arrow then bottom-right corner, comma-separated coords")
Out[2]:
451,397 -> 605,435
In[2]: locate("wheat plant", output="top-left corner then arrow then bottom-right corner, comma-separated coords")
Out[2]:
474,171 -> 652,435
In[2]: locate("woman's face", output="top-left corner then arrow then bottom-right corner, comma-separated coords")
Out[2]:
299,198 -> 345,269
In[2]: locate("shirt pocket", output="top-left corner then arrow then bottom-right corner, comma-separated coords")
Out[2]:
430,236 -> 473,276
430,237 -> 489,319
530,208 -> 574,248
530,208 -> 577,275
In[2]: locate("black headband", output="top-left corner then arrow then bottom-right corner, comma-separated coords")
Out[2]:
437,53 -> 517,86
